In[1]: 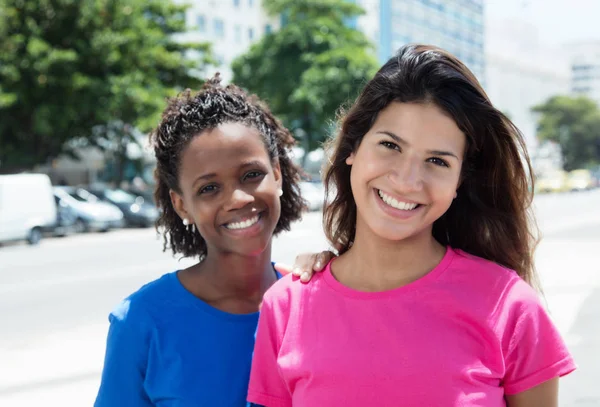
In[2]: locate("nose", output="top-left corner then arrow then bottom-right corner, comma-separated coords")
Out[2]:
223,187 -> 255,211
388,156 -> 423,192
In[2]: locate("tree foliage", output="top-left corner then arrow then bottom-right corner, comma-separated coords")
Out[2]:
0,0 -> 212,173
231,0 -> 378,152
533,96 -> 600,170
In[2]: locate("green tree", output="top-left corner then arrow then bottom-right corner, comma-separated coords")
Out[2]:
533,96 -> 600,170
0,0 -> 212,176
231,0 -> 378,154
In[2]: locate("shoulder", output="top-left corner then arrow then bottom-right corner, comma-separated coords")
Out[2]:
263,273 -> 304,303
450,249 -> 544,316
109,272 -> 178,326
261,271 -> 320,313
451,249 -> 517,278
448,249 -> 523,294
441,248 -> 539,314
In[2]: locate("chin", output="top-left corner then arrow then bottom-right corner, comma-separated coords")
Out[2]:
366,219 -> 432,243
230,238 -> 272,257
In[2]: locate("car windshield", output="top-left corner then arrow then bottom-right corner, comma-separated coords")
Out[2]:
68,190 -> 96,202
104,189 -> 136,204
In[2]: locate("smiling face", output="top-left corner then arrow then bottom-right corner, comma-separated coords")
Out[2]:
346,102 -> 466,244
170,122 -> 282,257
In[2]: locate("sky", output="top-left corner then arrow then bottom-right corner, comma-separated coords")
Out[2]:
486,0 -> 600,47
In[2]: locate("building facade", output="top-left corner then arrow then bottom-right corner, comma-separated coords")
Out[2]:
175,0 -> 279,82
354,0 -> 485,81
569,42 -> 600,105
485,18 -> 571,150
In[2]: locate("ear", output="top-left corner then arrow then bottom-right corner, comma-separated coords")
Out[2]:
169,189 -> 190,222
345,152 -> 355,166
272,159 -> 282,190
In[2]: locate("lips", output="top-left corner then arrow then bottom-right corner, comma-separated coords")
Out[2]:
377,189 -> 421,211
222,211 -> 264,230
224,214 -> 260,230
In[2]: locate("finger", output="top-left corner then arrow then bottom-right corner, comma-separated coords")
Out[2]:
313,252 -> 325,271
294,253 -> 316,274
314,250 -> 336,272
300,271 -> 311,283
332,241 -> 344,252
274,262 -> 293,276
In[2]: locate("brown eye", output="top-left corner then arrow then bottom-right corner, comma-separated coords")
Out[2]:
427,157 -> 450,167
379,141 -> 400,151
243,171 -> 265,181
198,184 -> 218,195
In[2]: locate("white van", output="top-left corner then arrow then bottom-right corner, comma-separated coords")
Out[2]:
0,173 -> 57,245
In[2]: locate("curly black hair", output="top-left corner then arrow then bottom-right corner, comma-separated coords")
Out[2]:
149,74 -> 305,258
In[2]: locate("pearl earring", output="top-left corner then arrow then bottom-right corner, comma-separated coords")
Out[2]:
183,218 -> 195,233
277,188 -> 283,197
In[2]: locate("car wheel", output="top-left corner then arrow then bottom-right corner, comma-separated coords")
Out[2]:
74,219 -> 87,233
27,227 -> 42,245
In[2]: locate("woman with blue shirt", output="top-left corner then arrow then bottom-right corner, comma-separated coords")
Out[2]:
94,76 -> 327,406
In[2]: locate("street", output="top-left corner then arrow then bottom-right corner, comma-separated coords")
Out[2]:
1,190 -> 599,406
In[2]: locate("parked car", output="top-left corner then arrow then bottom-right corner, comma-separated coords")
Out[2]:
53,186 -> 124,232
46,195 -> 79,237
300,181 -> 325,212
0,173 -> 57,245
592,167 -> 600,188
535,170 -> 569,194
87,187 -> 159,228
566,169 -> 595,191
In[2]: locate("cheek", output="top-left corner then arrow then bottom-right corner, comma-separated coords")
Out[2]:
190,199 -> 217,227
351,149 -> 386,183
427,173 -> 460,203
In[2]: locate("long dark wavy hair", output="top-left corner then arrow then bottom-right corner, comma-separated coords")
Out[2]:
150,74 -> 305,258
323,44 -> 540,286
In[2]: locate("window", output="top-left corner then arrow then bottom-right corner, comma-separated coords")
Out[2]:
248,27 -> 254,40
235,25 -> 242,41
249,0 -> 254,6
197,15 -> 206,32
213,19 -> 225,38
234,0 -> 240,6
265,24 -> 272,34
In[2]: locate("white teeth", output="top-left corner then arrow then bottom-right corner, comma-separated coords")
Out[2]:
377,190 -> 418,211
225,215 -> 260,230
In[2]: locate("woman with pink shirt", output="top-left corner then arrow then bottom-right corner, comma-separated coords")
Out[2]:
247,44 -> 576,407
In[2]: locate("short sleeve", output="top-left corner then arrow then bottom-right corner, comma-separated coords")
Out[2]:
499,279 -> 576,395
94,299 -> 154,407
247,297 -> 292,407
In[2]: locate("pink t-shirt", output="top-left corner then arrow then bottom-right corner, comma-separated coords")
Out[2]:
247,247 -> 576,407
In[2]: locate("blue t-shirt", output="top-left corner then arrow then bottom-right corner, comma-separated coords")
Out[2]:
94,270 -> 278,407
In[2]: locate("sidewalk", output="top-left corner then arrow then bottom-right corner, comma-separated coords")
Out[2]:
0,323 -> 106,406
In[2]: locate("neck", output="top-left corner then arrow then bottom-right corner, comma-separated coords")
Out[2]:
198,244 -> 276,300
335,223 -> 445,291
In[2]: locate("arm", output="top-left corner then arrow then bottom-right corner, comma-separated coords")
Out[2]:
94,300 -> 153,407
247,296 -> 292,407
505,377 -> 558,407
499,279 -> 575,400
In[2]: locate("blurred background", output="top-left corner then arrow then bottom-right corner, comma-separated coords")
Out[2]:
0,0 -> 599,405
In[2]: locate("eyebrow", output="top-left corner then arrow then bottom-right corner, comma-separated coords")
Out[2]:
375,130 -> 460,160
239,160 -> 266,169
192,172 -> 217,188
